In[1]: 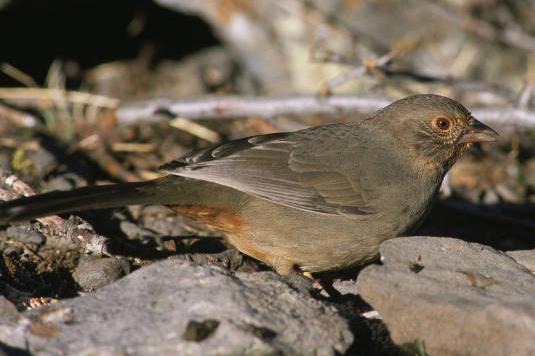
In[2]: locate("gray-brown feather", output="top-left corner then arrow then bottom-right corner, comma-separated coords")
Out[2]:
160,122 -> 414,218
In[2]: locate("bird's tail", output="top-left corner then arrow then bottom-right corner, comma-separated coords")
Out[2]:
0,178 -> 170,224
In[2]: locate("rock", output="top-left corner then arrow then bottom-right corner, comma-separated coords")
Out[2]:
0,297 -> 25,350
3,260 -> 352,355
357,236 -> 535,356
331,279 -> 359,296
72,256 -> 130,291
0,297 -> 20,326
507,250 -> 535,274
119,220 -> 149,239
6,226 -> 45,246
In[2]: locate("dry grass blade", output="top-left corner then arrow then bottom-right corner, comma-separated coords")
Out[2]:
170,117 -> 221,143
111,142 -> 156,153
0,63 -> 39,88
0,102 -> 38,127
76,134 -> 140,182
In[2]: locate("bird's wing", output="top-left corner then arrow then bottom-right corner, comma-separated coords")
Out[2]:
160,125 -> 377,217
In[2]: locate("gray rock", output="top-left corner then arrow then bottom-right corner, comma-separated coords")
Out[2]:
119,220 -> 149,239
507,250 -> 535,274
4,260 -> 352,355
331,279 -> 359,296
6,226 -> 45,246
72,256 -> 130,291
357,236 -> 535,356
0,296 -> 20,325
0,297 -> 25,349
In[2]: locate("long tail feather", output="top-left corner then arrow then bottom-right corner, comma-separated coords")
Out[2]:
0,179 -> 162,223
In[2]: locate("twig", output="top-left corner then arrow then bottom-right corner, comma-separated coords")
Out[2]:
0,88 -> 119,109
116,95 -> 535,130
381,68 -> 515,100
517,82 -> 533,109
76,134 -> 140,182
116,95 -> 392,122
313,45 -> 516,101
0,102 -> 38,128
319,52 -> 397,94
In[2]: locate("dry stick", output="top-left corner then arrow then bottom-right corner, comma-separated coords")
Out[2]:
116,95 -> 393,123
0,172 -> 110,256
320,52 -> 398,94
517,82 -> 534,109
312,46 -> 518,102
76,134 -> 140,182
0,88 -> 119,109
0,102 -> 38,128
2,89 -> 534,130
116,95 -> 535,129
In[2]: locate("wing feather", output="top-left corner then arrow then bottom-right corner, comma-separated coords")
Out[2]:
160,124 -> 377,217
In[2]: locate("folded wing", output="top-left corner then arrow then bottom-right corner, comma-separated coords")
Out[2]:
160,125 -> 376,218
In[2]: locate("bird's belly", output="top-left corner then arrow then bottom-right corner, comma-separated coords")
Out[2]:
235,190 -> 437,272
236,199 -> 391,272
169,183 -> 437,273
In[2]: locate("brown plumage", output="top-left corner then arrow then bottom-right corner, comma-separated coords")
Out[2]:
0,94 -> 497,274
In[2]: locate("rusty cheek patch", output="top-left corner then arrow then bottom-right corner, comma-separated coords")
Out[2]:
167,205 -> 244,234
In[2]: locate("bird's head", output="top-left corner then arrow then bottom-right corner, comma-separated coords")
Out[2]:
373,94 -> 498,170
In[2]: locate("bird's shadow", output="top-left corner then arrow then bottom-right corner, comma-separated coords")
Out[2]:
418,198 -> 535,251
75,208 -> 229,260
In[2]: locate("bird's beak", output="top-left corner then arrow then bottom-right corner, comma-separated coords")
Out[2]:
459,117 -> 499,143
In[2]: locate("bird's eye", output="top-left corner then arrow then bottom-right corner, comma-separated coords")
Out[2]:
432,117 -> 452,131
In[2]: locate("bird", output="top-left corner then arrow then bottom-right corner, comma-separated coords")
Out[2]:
0,94 -> 497,274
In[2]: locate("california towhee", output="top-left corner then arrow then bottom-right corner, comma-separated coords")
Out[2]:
0,94 -> 497,274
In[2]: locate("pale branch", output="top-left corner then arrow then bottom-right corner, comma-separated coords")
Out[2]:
116,95 -> 535,129
116,95 -> 392,122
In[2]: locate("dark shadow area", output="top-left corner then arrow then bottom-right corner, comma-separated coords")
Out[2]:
0,342 -> 31,356
0,0 -> 219,87
73,207 -> 229,260
418,198 -> 535,251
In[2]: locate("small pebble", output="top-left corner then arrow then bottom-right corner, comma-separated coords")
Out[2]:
73,256 -> 130,291
119,221 -> 145,239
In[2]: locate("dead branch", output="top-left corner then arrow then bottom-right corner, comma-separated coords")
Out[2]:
116,95 -> 535,130
116,95 -> 392,122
